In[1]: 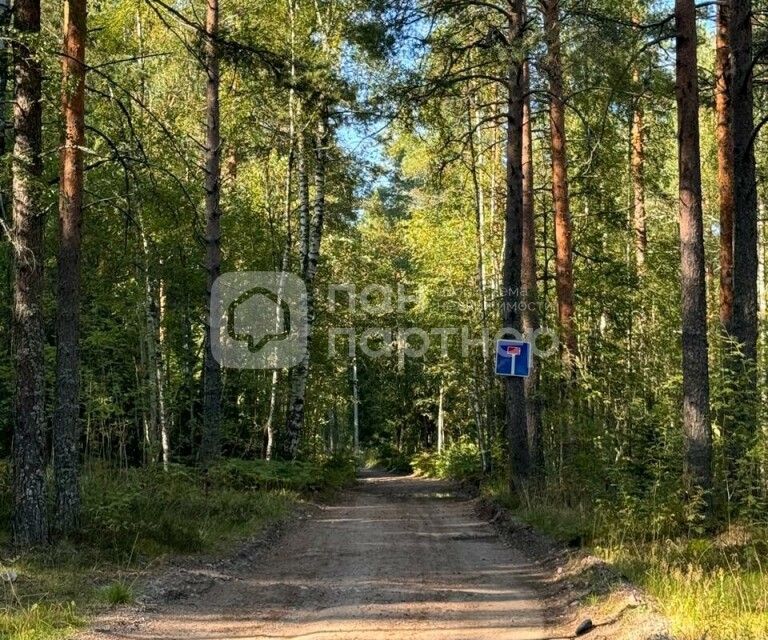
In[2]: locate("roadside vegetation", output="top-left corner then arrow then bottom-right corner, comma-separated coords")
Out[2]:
2,0 -> 768,638
411,441 -> 768,640
0,457 -> 355,640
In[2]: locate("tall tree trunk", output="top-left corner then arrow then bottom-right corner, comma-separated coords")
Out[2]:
675,0 -> 713,496
730,0 -> 758,451
263,0 -> 298,461
543,0 -> 577,364
297,128 -> 310,278
716,0 -> 735,333
465,83 -> 491,473
54,0 -> 88,536
138,218 -> 168,468
1,0 -> 12,447
521,59 -> 543,480
200,0 -> 222,464
11,0 -> 47,546
631,68 -> 647,273
466,89 -> 489,364
715,0 -> 740,490
503,0 -> 530,488
282,104 -> 328,460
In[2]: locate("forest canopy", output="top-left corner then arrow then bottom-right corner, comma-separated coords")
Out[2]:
0,0 -> 768,617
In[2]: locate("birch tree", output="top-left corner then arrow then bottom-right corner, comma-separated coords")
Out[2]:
282,104 -> 329,459
200,0 -> 222,464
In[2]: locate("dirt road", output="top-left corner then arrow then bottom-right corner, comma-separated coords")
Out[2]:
85,472 -> 551,640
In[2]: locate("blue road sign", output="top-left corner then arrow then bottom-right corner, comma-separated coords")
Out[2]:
495,339 -> 532,378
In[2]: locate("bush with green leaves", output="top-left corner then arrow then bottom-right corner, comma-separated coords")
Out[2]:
411,439 -> 484,482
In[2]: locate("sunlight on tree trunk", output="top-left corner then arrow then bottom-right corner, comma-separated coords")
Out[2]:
631,67 -> 647,274
715,0 -> 735,334
53,0 -> 87,536
543,0 -> 577,367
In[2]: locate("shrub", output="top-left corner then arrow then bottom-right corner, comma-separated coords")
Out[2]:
411,439 -> 483,482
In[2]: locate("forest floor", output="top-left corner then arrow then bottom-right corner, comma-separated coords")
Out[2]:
75,471 -> 669,640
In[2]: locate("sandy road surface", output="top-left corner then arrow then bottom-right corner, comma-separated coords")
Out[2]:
84,472 -> 552,640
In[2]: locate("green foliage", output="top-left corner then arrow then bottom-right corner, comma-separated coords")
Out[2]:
0,457 -> 354,640
605,537 -> 768,640
411,439 -> 484,482
76,458 -> 358,557
99,582 -> 134,606
0,602 -> 81,640
208,456 -> 356,496
484,478 -> 768,639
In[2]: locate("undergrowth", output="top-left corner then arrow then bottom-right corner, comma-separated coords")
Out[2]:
0,456 -> 355,640
480,475 -> 768,640
411,445 -> 768,639
411,438 -> 485,482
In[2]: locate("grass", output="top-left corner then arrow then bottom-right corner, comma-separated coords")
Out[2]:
603,537 -> 768,640
0,602 -> 82,640
99,581 -> 134,605
0,456 -> 356,640
481,479 -> 768,640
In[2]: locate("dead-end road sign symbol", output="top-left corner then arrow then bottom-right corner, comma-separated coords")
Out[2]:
495,339 -> 532,378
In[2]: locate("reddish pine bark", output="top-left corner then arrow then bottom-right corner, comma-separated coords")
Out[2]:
54,0 -> 88,535
543,0 -> 578,365
631,69 -> 647,273
715,0 -> 735,333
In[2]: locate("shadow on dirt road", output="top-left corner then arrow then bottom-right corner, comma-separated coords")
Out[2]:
82,472 -> 560,640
